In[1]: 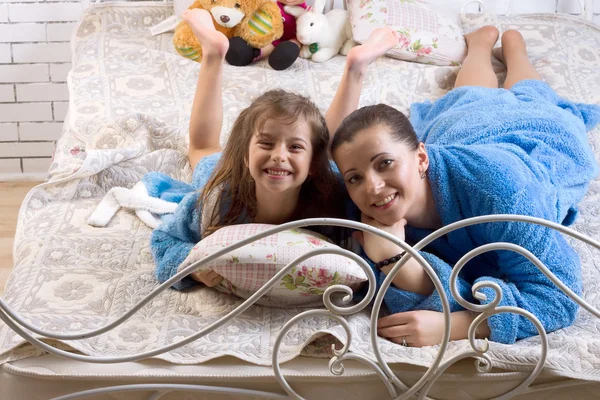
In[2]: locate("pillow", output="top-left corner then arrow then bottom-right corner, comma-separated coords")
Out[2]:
348,0 -> 467,66
178,224 -> 368,307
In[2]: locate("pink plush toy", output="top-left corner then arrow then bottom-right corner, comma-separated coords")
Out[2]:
228,0 -> 311,70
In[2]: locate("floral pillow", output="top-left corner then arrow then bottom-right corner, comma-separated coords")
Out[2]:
348,0 -> 467,66
178,224 -> 368,307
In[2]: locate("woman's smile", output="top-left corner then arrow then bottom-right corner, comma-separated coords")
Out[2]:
372,192 -> 398,210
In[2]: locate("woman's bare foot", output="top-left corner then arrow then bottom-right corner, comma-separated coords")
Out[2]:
464,25 -> 499,50
346,27 -> 400,74
182,9 -> 229,60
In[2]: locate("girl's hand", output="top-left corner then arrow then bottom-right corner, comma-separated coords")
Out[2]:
352,213 -> 407,263
377,310 -> 446,347
190,269 -> 223,287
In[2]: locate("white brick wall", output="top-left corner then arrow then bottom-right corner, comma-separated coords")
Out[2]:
0,0 -> 84,180
0,0 -> 599,180
50,63 -> 72,81
0,124 -> 19,142
0,85 -> 16,102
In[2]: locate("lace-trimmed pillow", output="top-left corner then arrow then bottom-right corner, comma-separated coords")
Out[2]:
179,224 -> 368,307
348,0 -> 466,66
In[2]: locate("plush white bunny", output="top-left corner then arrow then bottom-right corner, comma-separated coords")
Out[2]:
284,0 -> 356,63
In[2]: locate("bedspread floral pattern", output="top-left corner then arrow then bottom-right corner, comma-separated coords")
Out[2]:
1,2 -> 600,378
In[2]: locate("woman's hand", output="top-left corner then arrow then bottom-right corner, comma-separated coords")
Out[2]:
190,269 -> 223,287
377,310 -> 489,347
352,213 -> 407,263
377,310 -> 446,347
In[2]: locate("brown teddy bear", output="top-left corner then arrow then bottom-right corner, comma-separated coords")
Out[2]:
172,0 -> 283,65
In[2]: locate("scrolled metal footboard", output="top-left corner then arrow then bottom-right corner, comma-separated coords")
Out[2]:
1,215 -> 599,400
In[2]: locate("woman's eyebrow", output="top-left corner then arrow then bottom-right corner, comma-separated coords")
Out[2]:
343,167 -> 356,177
370,152 -> 392,162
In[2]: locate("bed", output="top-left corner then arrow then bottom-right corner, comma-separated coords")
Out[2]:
1,1 -> 600,399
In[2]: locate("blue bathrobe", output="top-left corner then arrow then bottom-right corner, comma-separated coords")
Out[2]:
372,80 -> 600,344
147,155 -> 351,291
149,80 -> 598,345
146,153 -> 223,290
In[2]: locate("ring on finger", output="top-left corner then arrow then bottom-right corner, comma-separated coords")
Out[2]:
402,336 -> 407,347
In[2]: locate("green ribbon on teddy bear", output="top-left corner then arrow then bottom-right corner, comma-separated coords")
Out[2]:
309,43 -> 319,54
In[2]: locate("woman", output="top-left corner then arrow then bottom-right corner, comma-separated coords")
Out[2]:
326,26 -> 600,346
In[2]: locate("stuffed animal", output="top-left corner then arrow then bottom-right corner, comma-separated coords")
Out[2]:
246,0 -> 312,71
173,0 -> 234,62
285,0 -> 356,63
172,0 -> 283,64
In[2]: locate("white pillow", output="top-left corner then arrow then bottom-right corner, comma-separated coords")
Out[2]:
178,224 -> 368,307
348,0 -> 467,66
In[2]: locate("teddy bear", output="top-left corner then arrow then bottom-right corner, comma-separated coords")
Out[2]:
172,0 -> 283,65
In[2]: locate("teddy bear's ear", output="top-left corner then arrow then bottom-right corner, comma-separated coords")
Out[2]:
312,0 -> 327,14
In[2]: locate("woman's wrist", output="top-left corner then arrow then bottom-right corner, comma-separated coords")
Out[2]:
452,311 -> 491,340
379,256 -> 434,295
374,251 -> 406,269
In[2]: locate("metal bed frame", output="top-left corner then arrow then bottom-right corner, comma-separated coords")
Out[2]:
2,0 -> 600,399
1,215 -> 599,399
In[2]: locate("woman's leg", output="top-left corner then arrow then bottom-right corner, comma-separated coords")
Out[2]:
325,28 -> 400,139
454,26 -> 499,89
183,9 -> 229,169
493,30 -> 542,90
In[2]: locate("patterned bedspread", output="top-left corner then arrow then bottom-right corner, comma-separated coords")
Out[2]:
1,1 -> 600,381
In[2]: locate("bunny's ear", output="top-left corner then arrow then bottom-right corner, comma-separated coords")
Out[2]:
312,0 -> 326,14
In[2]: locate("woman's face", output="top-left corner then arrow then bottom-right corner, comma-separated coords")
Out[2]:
333,124 -> 428,226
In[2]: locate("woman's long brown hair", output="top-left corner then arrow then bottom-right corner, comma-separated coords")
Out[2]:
199,90 -> 346,238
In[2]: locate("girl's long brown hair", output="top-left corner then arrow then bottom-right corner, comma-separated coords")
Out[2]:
199,90 -> 346,238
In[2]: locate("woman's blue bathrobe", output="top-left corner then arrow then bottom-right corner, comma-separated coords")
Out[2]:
374,80 -> 600,344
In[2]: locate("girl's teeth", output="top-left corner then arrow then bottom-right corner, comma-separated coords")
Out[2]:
267,169 -> 290,176
375,193 -> 396,207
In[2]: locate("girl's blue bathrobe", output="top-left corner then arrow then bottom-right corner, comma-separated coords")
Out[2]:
373,80 -> 600,344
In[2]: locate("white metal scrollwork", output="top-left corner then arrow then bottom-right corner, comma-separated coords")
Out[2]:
0,215 -> 598,399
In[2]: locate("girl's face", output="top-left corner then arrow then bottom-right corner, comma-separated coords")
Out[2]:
247,118 -> 313,196
333,124 -> 428,226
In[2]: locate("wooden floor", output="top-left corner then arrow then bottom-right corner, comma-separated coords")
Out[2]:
0,181 -> 41,296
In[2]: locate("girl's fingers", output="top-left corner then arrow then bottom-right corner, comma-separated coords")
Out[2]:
191,270 -> 223,286
210,274 -> 224,287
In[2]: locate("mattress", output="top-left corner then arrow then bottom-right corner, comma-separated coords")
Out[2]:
2,355 -> 600,400
1,1 -> 600,398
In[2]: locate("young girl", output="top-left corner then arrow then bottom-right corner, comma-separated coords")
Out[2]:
326,26 -> 600,346
151,8 -> 344,289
